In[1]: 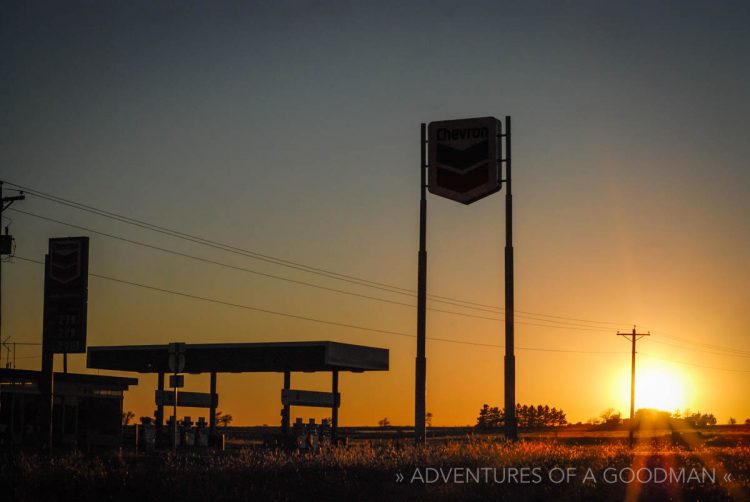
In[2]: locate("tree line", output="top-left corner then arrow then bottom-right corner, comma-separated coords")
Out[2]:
476,404 -> 567,430
593,408 -> 719,428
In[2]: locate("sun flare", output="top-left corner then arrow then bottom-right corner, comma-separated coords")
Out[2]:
616,364 -> 689,413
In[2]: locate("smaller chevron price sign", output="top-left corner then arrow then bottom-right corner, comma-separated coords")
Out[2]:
428,116 -> 502,204
43,237 -> 90,353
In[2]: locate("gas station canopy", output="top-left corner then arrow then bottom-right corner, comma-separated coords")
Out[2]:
87,341 -> 389,374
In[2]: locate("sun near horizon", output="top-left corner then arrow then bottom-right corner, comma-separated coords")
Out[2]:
612,362 -> 691,417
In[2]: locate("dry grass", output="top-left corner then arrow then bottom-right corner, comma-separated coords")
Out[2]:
4,439 -> 750,501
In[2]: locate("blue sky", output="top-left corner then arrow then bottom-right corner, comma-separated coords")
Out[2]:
2,1 -> 749,424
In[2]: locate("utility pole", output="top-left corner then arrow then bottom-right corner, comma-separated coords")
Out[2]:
617,326 -> 650,447
0,181 -> 26,363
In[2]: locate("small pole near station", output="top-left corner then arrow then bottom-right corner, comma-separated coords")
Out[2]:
168,342 -> 185,451
157,372 -> 164,440
331,370 -> 339,442
281,370 -> 290,439
209,371 -> 217,444
617,326 -> 650,448
173,369 -> 178,451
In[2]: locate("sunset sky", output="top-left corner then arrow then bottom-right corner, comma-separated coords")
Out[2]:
2,1 -> 749,426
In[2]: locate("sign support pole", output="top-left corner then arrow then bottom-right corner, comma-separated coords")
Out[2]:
281,370 -> 291,438
331,369 -> 339,441
40,348 -> 54,451
415,123 -> 427,445
209,371 -> 217,444
39,255 -> 54,451
172,369 -> 178,451
503,116 -> 518,441
156,372 -> 164,440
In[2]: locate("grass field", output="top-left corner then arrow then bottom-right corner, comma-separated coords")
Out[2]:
4,429 -> 750,501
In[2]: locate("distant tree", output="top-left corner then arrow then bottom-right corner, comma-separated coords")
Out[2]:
477,404 -> 490,428
527,405 -> 537,428
476,404 -> 503,430
549,407 -> 561,427
490,407 -> 504,428
600,409 -> 622,426
553,408 -> 568,427
745,418 -> 750,426
684,411 -> 717,427
378,417 -> 391,428
517,404 -> 530,428
425,412 -> 433,428
216,411 -> 233,428
729,417 -> 737,425
636,408 -> 671,424
600,408 -> 615,422
122,411 -> 135,426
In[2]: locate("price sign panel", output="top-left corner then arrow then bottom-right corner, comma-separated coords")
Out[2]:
43,237 -> 89,353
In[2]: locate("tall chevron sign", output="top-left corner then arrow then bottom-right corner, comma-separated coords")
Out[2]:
427,116 -> 502,204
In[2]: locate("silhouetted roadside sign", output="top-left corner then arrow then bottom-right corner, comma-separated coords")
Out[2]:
169,375 -> 185,388
282,389 -> 340,408
156,391 -> 217,408
428,117 -> 501,204
168,342 -> 186,373
43,237 -> 89,353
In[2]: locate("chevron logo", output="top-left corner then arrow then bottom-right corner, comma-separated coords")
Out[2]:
49,239 -> 83,284
428,116 -> 502,204
436,140 -> 490,172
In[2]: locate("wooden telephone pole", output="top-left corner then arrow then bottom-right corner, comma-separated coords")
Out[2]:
0,181 -> 26,368
617,326 -> 650,447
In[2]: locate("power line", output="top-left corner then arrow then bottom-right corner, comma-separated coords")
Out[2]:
11,255 -> 622,354
640,352 -> 750,374
652,331 -> 750,357
649,338 -> 750,359
9,183 -> 749,360
3,181 -> 637,327
9,207 -> 620,333
9,186 -> 507,312
9,185 -> 423,293
9,209 -> 429,309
